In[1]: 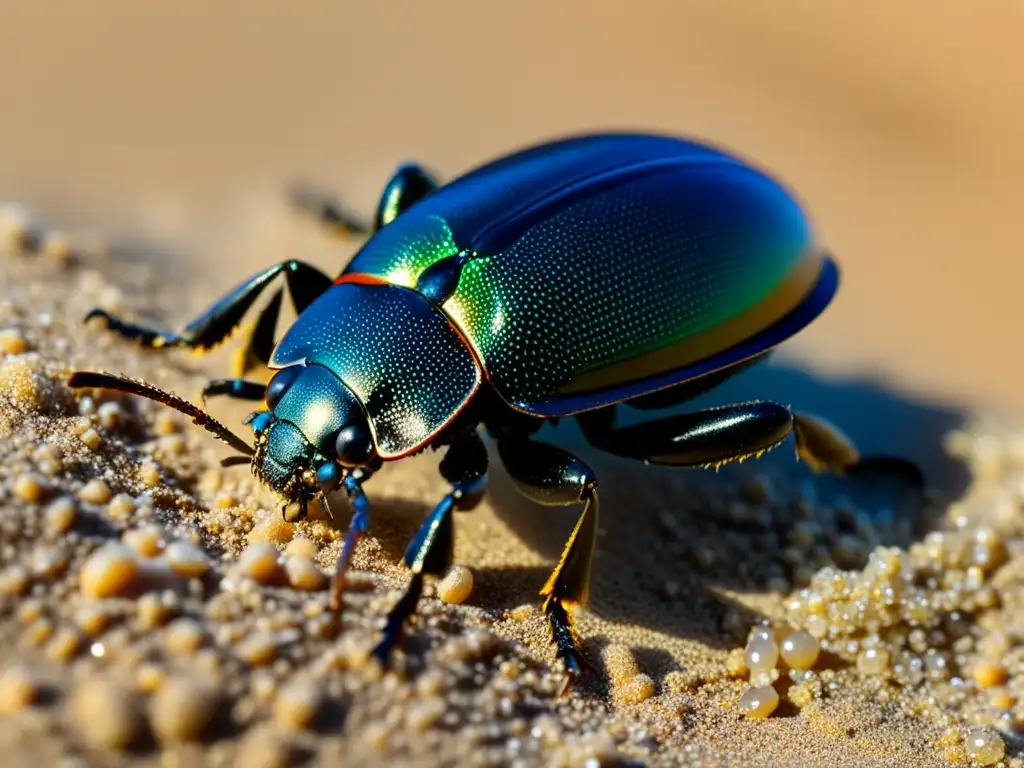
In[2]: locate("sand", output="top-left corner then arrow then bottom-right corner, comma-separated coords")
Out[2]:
0,201 -> 1020,768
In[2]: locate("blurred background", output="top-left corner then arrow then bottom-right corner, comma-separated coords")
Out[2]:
0,0 -> 1021,431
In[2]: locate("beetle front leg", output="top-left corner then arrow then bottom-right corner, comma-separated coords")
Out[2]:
371,431 -> 488,666
86,260 -> 333,377
328,472 -> 373,613
497,438 -> 599,690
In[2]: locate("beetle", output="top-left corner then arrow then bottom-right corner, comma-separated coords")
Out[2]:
69,132 -> 920,685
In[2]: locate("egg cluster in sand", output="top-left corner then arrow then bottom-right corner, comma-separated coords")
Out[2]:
721,410 -> 1024,765
731,626 -> 821,717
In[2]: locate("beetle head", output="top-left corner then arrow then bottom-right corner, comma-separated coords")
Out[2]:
248,364 -> 378,521
66,367 -> 379,524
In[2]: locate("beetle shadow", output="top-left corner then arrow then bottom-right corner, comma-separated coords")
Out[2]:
473,359 -> 971,668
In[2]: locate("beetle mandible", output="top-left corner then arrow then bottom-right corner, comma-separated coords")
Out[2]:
69,132 -> 921,685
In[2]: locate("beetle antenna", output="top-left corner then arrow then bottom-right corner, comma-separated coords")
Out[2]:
68,371 -> 254,456
220,455 -> 252,467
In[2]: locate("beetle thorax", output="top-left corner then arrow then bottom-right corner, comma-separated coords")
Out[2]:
268,281 -> 482,459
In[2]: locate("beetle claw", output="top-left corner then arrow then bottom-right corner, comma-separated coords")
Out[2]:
557,655 -> 585,697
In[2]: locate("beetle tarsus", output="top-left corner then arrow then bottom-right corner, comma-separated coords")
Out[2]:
545,597 -> 589,695
84,308 -> 172,348
371,571 -> 424,665
496,438 -> 600,681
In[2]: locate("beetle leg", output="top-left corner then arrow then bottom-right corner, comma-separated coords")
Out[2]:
579,403 -> 923,486
579,401 -> 793,467
373,164 -> 440,230
289,184 -> 370,237
328,473 -> 373,613
371,432 -> 488,665
200,378 -> 267,404
85,260 -> 333,374
437,429 -> 490,505
231,287 -> 283,376
497,438 -> 599,691
371,475 -> 487,665
791,411 -> 924,486
290,163 -> 438,238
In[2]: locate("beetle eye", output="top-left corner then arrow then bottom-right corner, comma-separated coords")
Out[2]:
334,423 -> 374,467
266,366 -> 302,408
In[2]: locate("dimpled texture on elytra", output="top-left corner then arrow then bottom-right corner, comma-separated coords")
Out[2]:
453,165 -> 812,408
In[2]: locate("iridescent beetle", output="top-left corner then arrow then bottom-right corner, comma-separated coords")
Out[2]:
70,133 -> 920,684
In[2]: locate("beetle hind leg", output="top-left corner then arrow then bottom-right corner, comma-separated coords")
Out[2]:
497,438 -> 600,690
579,402 -> 923,486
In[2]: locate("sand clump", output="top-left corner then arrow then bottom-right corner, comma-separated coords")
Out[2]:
71,674 -> 147,750
0,664 -> 39,713
1,206 -> 1024,765
150,676 -> 225,743
437,563 -> 474,605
